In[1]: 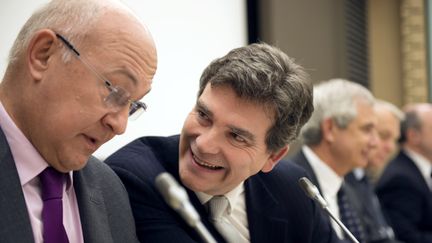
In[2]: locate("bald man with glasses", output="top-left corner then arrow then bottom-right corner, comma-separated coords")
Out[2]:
0,0 -> 157,242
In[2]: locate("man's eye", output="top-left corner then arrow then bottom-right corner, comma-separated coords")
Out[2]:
379,131 -> 391,140
196,110 -> 211,126
231,132 -> 246,143
197,110 -> 208,120
109,86 -> 130,107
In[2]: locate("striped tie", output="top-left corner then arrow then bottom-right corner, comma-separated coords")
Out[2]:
337,184 -> 366,243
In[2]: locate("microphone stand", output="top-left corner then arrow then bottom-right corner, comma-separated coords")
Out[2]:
321,206 -> 360,243
298,177 -> 359,243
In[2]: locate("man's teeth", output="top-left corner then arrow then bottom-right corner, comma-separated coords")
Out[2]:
193,155 -> 222,170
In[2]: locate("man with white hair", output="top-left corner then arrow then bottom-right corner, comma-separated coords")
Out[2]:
0,0 -> 157,242
289,79 -> 395,243
366,100 -> 404,183
345,99 -> 404,242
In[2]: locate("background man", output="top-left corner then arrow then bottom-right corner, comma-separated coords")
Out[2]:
344,99 -> 404,242
376,103 -> 432,243
0,0 -> 157,242
289,79 -> 402,243
106,43 -> 338,243
366,99 -> 404,183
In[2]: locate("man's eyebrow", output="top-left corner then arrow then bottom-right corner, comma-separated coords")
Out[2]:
196,100 -> 213,118
229,126 -> 256,143
114,69 -> 139,86
196,99 -> 256,143
108,69 -> 152,100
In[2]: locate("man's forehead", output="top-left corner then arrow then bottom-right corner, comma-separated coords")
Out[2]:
198,87 -> 271,139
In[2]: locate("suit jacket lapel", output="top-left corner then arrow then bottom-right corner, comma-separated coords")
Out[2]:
291,150 -> 322,191
0,128 -> 34,242
74,162 -> 113,243
401,151 -> 432,193
245,174 -> 288,243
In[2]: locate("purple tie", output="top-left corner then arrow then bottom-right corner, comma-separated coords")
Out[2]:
39,167 -> 69,243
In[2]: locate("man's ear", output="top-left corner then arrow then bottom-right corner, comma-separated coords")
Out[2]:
27,29 -> 57,81
406,128 -> 421,145
261,145 -> 290,173
321,118 -> 335,143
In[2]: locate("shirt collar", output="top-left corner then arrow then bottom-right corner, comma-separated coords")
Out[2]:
0,101 -> 73,187
352,168 -> 366,180
302,146 -> 343,197
196,182 -> 245,215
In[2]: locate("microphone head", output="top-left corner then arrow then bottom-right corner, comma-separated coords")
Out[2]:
155,172 -> 189,210
155,172 -> 202,227
298,177 -> 329,208
298,177 -> 320,199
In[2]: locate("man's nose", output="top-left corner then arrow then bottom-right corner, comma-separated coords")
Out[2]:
195,128 -> 221,155
102,108 -> 129,135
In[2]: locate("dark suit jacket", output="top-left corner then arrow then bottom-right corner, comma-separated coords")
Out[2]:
105,135 -> 340,243
290,149 -> 400,243
376,150 -> 432,243
0,127 -> 139,243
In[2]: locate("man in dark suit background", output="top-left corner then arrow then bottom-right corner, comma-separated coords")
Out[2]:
0,0 -> 157,242
106,43 -> 339,243
376,103 -> 432,243
290,79 -> 401,243
344,99 -> 404,242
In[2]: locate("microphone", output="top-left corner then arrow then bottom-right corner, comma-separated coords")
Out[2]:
298,177 -> 360,243
155,172 -> 217,243
298,176 -> 328,208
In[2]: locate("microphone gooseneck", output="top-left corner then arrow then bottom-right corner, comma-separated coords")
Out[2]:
155,172 -> 217,243
298,177 -> 360,243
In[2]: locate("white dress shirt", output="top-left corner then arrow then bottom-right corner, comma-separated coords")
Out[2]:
196,182 -> 249,242
302,146 -> 344,238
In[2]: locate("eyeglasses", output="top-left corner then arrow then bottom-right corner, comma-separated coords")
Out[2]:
55,33 -> 147,120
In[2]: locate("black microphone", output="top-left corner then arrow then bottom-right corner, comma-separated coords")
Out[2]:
298,177 -> 360,243
155,172 -> 216,243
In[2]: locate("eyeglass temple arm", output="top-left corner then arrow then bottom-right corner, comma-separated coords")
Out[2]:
55,33 -> 80,56
55,33 -> 112,87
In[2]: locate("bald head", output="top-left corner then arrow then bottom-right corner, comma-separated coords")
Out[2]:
7,0 -> 156,67
0,0 -> 157,172
400,103 -> 432,162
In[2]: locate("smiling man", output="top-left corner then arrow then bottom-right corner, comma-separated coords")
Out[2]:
178,84 -> 280,196
0,0 -> 157,242
106,43 -> 340,243
366,100 -> 404,183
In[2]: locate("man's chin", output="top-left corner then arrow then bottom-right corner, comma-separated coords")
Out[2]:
59,156 -> 89,172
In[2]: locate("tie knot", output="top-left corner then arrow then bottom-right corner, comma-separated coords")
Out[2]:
39,167 -> 66,201
208,196 -> 229,221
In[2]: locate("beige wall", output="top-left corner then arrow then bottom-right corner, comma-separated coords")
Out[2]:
258,0 -> 347,83
260,0 -> 429,109
369,0 -> 429,106
368,0 -> 404,107
259,0 -> 430,157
